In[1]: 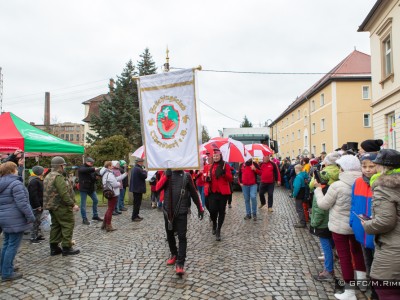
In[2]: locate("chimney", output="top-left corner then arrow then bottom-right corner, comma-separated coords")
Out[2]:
44,92 -> 50,126
109,78 -> 115,92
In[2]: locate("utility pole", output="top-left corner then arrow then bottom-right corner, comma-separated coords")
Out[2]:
0,67 -> 3,114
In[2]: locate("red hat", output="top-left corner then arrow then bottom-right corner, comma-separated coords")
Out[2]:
213,148 -> 221,154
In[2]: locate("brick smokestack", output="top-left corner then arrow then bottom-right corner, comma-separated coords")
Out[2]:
44,92 -> 50,126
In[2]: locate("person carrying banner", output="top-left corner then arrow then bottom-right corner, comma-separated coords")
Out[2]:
156,169 -> 204,275
206,148 -> 233,241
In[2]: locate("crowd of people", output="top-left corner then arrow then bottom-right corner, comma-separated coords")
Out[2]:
0,141 -> 399,299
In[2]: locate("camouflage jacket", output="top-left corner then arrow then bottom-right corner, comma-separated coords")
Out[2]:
43,171 -> 75,210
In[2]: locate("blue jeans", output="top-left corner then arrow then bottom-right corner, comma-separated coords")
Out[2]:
117,188 -> 126,211
319,237 -> 334,272
242,184 -> 258,216
1,232 -> 24,279
80,191 -> 99,219
197,186 -> 205,209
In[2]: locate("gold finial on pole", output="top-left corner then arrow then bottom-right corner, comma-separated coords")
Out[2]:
194,65 -> 202,71
164,46 -> 170,72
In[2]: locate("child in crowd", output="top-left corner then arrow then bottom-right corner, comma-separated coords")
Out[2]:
292,164 -> 309,228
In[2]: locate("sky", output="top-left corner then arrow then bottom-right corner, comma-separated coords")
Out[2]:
0,0 -> 376,138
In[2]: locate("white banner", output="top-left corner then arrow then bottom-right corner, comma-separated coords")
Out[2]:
138,69 -> 201,170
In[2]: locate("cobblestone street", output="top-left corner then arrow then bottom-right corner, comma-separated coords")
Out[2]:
0,187 -> 367,300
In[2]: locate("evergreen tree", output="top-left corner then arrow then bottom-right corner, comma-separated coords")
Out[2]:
240,115 -> 253,127
201,125 -> 210,143
87,60 -> 141,148
137,48 -> 157,76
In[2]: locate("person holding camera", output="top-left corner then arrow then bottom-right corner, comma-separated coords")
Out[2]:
156,169 -> 204,275
2,150 -> 24,176
99,161 -> 128,231
78,157 -> 103,225
129,158 -> 147,222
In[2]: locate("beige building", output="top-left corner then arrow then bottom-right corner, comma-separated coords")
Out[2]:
270,50 -> 373,159
359,0 -> 400,150
34,122 -> 85,146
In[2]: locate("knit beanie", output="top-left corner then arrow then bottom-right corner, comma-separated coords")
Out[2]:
32,166 -> 44,176
336,155 -> 361,172
323,152 -> 341,166
360,152 -> 378,162
360,139 -> 383,152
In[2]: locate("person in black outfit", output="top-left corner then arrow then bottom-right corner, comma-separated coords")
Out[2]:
28,166 -> 45,243
78,157 -> 103,225
129,158 -> 147,222
156,169 -> 204,275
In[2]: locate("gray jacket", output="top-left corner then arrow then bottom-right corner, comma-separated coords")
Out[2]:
364,172 -> 400,280
315,170 -> 362,235
0,175 -> 35,233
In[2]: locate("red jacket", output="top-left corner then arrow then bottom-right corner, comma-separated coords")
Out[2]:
239,163 -> 261,185
209,162 -> 233,195
259,161 -> 281,184
194,170 -> 205,187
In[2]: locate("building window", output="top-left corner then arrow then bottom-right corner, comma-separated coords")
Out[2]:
363,113 -> 371,127
322,143 -> 326,152
388,113 -> 396,150
298,149 -> 301,156
291,113 -> 294,122
76,134 -> 79,141
292,132 -> 294,141
65,134 -> 69,141
362,86 -> 370,99
70,134 -> 74,141
82,134 -> 85,141
287,134 -> 289,143
321,118 -> 325,131
383,35 -> 393,77
304,135 -> 308,147
320,94 -> 325,106
311,100 -> 315,111
304,115 -> 308,126
298,110 -> 300,120
282,137 -> 285,144
298,130 -> 301,139
311,123 -> 316,134
61,134 -> 64,139
312,145 -> 316,155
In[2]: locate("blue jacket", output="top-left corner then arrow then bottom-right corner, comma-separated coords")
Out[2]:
129,164 -> 147,194
292,171 -> 308,199
350,177 -> 375,249
0,174 -> 35,233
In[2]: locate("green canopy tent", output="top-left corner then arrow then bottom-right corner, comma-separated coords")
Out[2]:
0,112 -> 84,156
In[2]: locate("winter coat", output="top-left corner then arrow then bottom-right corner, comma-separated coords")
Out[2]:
315,170 -> 362,235
0,174 -> 35,233
129,164 -> 147,194
209,161 -> 233,195
363,172 -> 400,280
310,194 -> 331,238
28,176 -> 43,209
259,161 -> 281,184
100,168 -> 127,197
78,164 -> 97,193
350,177 -> 375,249
292,171 -> 308,199
119,167 -> 129,188
238,162 -> 261,186
156,171 -> 203,216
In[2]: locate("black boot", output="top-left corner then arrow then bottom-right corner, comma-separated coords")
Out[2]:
50,243 -> 62,256
212,223 -> 217,235
215,228 -> 221,241
62,247 -> 80,256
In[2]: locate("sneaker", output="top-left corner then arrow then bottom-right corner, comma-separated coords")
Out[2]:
259,204 -> 266,209
175,265 -> 185,275
253,215 -> 257,221
92,216 -> 103,221
151,203 -> 157,209
318,255 -> 325,261
2,272 -> 23,282
30,238 -> 41,244
82,218 -> 90,225
137,216 -> 144,220
120,207 -> 128,211
313,270 -> 334,281
132,218 -> 142,222
36,235 -> 46,241
268,207 -> 274,212
244,215 -> 251,220
228,204 -> 232,208
294,222 -> 306,228
166,255 -> 177,265
112,212 -> 119,216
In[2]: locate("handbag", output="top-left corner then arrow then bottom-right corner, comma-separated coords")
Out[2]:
103,173 -> 115,199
